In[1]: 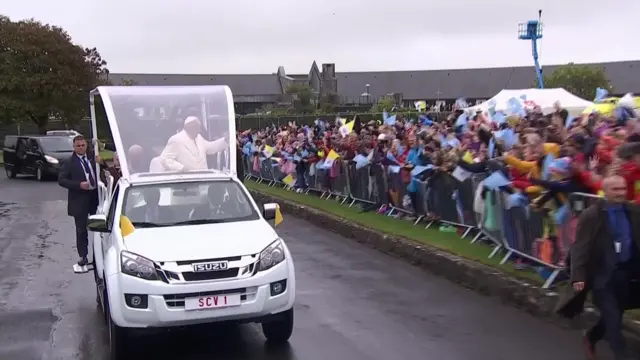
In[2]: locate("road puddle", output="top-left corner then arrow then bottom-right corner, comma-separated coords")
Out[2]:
0,201 -> 15,219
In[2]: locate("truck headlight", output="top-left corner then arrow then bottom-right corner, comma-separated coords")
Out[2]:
257,239 -> 285,272
121,251 -> 159,281
44,155 -> 58,164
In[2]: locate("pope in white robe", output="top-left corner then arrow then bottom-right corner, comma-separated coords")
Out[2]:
159,116 -> 227,172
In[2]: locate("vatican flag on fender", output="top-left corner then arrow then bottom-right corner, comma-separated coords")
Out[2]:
274,204 -> 284,226
120,215 -> 135,237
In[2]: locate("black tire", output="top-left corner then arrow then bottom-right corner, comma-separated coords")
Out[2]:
36,164 -> 45,181
5,166 -> 16,179
261,308 -> 294,344
106,294 -> 129,360
101,275 -> 108,323
93,261 -> 100,307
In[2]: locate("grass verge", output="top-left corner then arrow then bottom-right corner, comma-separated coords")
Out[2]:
245,180 -> 543,283
245,180 -> 640,320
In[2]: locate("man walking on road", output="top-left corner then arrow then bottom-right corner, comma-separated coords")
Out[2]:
557,175 -> 640,359
58,135 -> 99,267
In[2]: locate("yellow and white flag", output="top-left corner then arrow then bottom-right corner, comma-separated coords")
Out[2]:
263,145 -> 274,158
322,150 -> 341,168
282,174 -> 294,187
339,120 -> 355,138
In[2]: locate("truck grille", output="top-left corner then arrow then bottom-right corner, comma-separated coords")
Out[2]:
181,268 -> 239,282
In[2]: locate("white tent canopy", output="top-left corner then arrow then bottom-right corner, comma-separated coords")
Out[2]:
467,88 -> 594,117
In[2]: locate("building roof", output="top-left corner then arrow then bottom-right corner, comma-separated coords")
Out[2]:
109,60 -> 640,101
335,60 -> 640,100
106,73 -> 282,96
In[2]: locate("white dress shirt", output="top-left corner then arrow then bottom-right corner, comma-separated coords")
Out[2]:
78,154 -> 96,189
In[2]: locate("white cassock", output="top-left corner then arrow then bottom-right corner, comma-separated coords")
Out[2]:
159,130 -> 227,172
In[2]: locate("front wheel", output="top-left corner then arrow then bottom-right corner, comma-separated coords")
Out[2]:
5,166 -> 16,179
261,308 -> 294,344
36,164 -> 45,181
93,262 -> 101,307
106,293 -> 129,360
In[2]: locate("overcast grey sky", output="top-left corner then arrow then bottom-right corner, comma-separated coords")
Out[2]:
3,0 -> 639,74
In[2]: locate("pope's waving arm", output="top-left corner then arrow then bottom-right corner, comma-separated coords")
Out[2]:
203,136 -> 227,155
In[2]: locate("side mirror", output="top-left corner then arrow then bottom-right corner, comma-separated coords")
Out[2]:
263,203 -> 278,221
87,214 -> 110,233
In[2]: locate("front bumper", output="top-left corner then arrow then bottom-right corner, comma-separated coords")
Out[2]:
107,259 -> 295,328
44,163 -> 60,175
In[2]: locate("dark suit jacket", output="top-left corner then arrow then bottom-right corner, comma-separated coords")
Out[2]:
58,153 -> 99,218
555,200 -> 640,317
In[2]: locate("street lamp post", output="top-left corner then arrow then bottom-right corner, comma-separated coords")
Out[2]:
361,84 -> 372,104
518,10 -> 544,88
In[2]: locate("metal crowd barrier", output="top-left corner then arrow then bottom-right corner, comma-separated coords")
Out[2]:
241,154 -> 606,289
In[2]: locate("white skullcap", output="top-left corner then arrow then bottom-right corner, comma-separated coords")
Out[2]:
128,145 -> 143,154
184,116 -> 200,126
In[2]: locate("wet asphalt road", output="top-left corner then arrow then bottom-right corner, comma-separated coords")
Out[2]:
0,171 -> 609,360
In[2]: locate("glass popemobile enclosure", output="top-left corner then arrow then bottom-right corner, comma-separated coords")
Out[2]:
81,86 -> 295,359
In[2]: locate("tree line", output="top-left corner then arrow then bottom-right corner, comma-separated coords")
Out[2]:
0,15 -> 614,134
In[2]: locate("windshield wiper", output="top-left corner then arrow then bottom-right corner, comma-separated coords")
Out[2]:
170,219 -> 228,226
131,221 -> 168,228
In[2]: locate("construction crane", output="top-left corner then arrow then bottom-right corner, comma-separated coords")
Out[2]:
518,10 -> 544,88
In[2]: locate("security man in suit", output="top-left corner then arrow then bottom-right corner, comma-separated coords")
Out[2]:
556,175 -> 640,359
58,135 -> 99,267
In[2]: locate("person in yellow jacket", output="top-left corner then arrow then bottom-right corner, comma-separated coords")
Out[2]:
502,138 -> 561,197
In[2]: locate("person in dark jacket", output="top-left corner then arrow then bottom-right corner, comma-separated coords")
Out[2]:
360,134 -> 390,212
98,152 -> 121,184
555,175 -> 640,359
58,135 -> 99,267
236,137 -> 245,182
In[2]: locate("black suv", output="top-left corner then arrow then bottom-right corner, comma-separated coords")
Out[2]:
3,135 -> 74,181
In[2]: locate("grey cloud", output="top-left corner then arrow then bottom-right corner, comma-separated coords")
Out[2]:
2,0 -> 639,73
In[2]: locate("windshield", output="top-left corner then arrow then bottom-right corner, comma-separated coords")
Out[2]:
38,137 -> 74,152
122,180 -> 259,227
98,86 -> 235,179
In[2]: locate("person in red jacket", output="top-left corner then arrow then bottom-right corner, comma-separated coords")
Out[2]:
510,167 -> 532,191
618,142 -> 640,202
575,143 -> 640,203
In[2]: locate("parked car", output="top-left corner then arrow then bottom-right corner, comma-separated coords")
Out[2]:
3,135 -> 75,181
46,130 -> 82,137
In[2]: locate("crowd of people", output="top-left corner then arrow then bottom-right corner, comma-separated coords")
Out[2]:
238,98 -> 640,359
239,100 -> 640,214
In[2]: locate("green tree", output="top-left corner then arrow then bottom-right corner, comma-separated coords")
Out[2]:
120,78 -> 138,86
0,16 -> 109,133
318,91 -> 339,114
370,96 -> 394,113
285,84 -> 315,114
534,63 -> 612,100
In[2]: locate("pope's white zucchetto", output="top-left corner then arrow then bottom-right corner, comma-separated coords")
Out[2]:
184,116 -> 200,126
